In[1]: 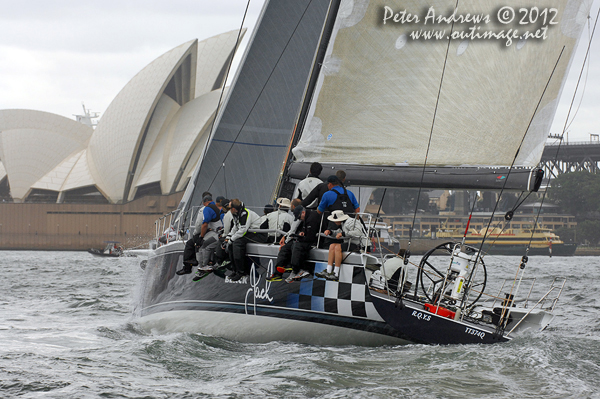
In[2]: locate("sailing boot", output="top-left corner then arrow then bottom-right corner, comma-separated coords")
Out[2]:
176,262 -> 193,275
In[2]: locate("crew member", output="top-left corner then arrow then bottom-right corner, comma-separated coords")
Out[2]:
293,162 -> 323,208
177,191 -> 211,275
192,195 -> 223,280
316,210 -> 366,281
213,199 -> 232,268
286,205 -> 325,283
226,199 -> 268,281
266,197 -> 294,242
317,175 -> 360,216
301,169 -> 346,210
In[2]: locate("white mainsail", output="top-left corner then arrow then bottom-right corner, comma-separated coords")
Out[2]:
292,0 -> 591,171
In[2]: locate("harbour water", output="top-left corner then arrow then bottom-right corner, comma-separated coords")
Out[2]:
1,250 -> 599,398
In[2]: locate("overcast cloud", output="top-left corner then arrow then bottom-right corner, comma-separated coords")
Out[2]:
0,0 -> 598,142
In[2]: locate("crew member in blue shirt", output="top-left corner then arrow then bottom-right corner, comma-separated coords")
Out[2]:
192,195 -> 223,280
317,175 -> 360,215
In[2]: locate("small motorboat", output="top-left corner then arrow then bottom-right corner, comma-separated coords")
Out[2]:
87,241 -> 123,257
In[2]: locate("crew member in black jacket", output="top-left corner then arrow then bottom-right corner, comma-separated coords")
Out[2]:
286,205 -> 325,282
301,170 -> 347,210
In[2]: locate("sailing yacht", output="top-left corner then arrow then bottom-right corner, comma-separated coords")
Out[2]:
136,0 -> 592,345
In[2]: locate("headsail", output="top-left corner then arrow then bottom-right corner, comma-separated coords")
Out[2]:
182,0 -> 333,213
289,0 -> 592,191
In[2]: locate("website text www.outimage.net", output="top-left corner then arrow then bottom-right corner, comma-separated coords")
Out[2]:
383,6 -> 560,47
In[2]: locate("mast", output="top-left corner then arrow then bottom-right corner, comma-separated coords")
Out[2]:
179,0 -> 333,217
274,0 -> 342,200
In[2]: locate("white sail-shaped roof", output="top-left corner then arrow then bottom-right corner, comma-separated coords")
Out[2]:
133,145 -> 164,189
127,94 -> 181,198
178,148 -> 204,192
131,90 -> 222,199
163,90 -> 222,194
0,30 -> 247,204
292,0 -> 591,170
87,39 -> 198,203
60,149 -> 97,193
30,150 -> 83,192
131,110 -> 172,195
0,110 -> 92,201
0,161 -> 6,182
195,29 -> 246,96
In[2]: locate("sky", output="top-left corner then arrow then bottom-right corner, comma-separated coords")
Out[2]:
0,0 -> 598,142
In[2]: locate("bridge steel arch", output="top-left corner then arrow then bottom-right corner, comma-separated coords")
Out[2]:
540,142 -> 600,178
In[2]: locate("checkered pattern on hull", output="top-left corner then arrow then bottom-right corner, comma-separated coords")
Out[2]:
286,262 -> 382,321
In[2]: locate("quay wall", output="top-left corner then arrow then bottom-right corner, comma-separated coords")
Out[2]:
0,193 -> 183,251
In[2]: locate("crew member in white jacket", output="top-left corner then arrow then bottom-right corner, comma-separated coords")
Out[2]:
292,162 -> 323,208
225,199 -> 268,281
212,199 -> 233,267
266,197 -> 294,242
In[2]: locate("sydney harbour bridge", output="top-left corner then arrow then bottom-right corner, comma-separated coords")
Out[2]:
540,139 -> 600,178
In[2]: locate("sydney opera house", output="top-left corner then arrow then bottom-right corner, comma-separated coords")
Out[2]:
0,30 -> 244,250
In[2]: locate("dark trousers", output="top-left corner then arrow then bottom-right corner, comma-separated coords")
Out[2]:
274,240 -> 294,273
290,241 -> 314,274
214,237 -> 229,266
230,232 -> 269,274
183,234 -> 202,265
230,236 -> 249,274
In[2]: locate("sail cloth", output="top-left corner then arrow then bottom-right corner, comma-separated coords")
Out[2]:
182,0 -> 332,213
291,0 -> 591,189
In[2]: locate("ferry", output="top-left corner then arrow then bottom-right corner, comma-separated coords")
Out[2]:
433,226 -> 577,256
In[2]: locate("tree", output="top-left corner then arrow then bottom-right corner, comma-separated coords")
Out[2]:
554,226 -> 575,243
547,172 -> 600,218
577,220 -> 600,245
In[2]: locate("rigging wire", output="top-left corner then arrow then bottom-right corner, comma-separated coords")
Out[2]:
480,190 -> 533,252
371,188 -> 387,254
222,163 -> 228,199
488,10 -> 600,335
506,191 -> 533,220
407,0 -> 461,257
273,0 -> 342,202
564,13 -> 594,132
198,0 -> 250,170
205,1 -> 316,193
470,47 -> 568,338
181,0 -> 250,225
373,189 -> 387,229
526,8 -> 600,250
473,47 -> 566,261
454,191 -> 482,312
461,192 -> 479,245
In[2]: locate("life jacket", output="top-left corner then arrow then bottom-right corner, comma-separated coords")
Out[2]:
327,186 -> 355,215
206,203 -> 221,223
205,203 -> 222,231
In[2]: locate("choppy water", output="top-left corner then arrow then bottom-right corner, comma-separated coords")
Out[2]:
1,251 -> 599,398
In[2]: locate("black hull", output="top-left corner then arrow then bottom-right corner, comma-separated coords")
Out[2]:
137,242 -> 410,345
369,292 -> 508,344
136,241 -> 520,345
